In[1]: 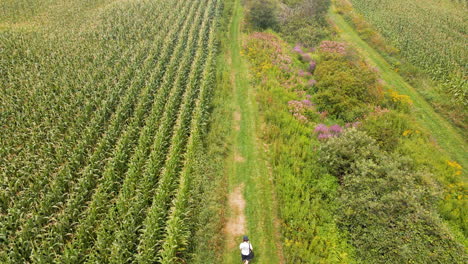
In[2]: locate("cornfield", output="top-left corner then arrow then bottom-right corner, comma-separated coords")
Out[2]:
0,0 -> 221,263
349,0 -> 467,104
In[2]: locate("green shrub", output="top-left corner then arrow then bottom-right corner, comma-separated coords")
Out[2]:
319,129 -> 466,263
284,0 -> 331,26
397,136 -> 468,240
318,128 -> 379,177
246,0 -> 279,30
280,18 -> 329,47
361,109 -> 410,152
278,0 -> 331,47
313,54 -> 382,121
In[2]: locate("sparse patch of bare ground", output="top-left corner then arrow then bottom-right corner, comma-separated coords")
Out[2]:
233,111 -> 241,122
233,111 -> 241,131
234,153 -> 245,162
224,184 -> 246,249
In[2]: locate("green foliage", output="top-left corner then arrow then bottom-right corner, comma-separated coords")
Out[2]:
313,53 -> 382,121
318,128 -> 380,177
246,0 -> 279,30
259,85 -> 357,263
338,0 -> 468,131
243,1 -> 467,262
282,0 -> 331,26
319,129 -> 467,263
243,1 -> 467,261
397,135 -> 468,242
280,17 -> 330,47
278,0 -> 331,46
348,0 -> 467,105
361,109 -> 410,152
244,31 -> 357,263
0,0 -> 222,263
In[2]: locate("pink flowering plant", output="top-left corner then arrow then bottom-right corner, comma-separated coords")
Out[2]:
313,122 -> 361,140
288,98 -> 317,123
318,41 -> 347,55
308,61 -> 316,73
314,123 -> 343,140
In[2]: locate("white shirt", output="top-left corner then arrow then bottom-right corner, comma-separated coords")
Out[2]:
239,241 -> 253,256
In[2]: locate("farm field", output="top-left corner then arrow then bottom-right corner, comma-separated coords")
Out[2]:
347,0 -> 467,127
1,0 -> 467,263
1,0 -> 220,262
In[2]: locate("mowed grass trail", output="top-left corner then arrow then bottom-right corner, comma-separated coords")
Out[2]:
329,8 -> 468,172
222,0 -> 284,263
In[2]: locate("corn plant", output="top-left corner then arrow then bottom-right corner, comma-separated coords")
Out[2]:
0,0 -> 222,262
349,0 -> 467,104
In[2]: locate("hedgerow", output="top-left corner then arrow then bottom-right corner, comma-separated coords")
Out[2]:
319,128 -> 466,263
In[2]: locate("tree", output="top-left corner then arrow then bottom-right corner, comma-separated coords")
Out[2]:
247,0 -> 278,30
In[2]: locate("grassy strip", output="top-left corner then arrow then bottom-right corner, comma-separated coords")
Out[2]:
221,1 -> 283,263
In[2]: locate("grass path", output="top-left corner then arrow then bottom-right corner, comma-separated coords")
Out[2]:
222,0 -> 284,263
329,7 -> 468,172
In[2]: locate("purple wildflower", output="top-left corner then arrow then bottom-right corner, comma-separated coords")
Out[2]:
308,61 -> 316,73
293,44 -> 303,54
329,124 -> 343,135
301,99 -> 313,107
345,122 -> 361,128
318,133 -> 332,140
294,113 -> 308,123
319,41 -> 347,55
301,53 -> 312,62
314,123 -> 329,134
307,79 -> 317,87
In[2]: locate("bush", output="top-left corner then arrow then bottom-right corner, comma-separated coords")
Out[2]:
280,18 -> 329,47
313,54 -> 382,121
278,0 -> 331,47
318,128 -> 379,177
361,109 -> 410,152
318,129 -> 466,263
247,0 -> 279,30
284,0 -> 331,26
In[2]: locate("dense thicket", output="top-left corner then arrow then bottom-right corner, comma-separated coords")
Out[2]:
320,129 -> 466,263
277,0 -> 331,46
246,0 -> 279,30
313,52 -> 382,121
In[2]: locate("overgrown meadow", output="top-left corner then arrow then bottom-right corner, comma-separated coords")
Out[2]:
242,0 -> 467,261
